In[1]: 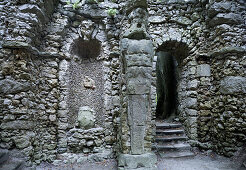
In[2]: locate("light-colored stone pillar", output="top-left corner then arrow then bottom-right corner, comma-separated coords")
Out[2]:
118,0 -> 157,169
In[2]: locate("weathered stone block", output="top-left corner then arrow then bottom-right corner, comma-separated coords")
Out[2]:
128,95 -> 148,126
185,98 -> 197,109
14,136 -> 30,149
19,4 -> 46,23
220,76 -> 246,94
77,106 -> 95,129
131,125 -> 145,155
126,0 -> 148,14
118,153 -> 157,169
170,16 -> 192,26
208,2 -> 232,18
0,78 -> 31,94
123,22 -> 150,40
209,13 -> 243,27
121,39 -> 154,56
187,80 -> 198,90
148,16 -> 166,24
0,121 -> 34,130
185,109 -> 198,116
83,76 -> 95,89
125,54 -> 152,67
197,64 -> 211,77
126,67 -> 152,94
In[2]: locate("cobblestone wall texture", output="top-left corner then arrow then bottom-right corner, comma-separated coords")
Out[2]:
0,0 -> 245,165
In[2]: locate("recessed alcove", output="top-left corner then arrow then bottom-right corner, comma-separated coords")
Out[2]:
67,39 -> 105,129
71,38 -> 101,60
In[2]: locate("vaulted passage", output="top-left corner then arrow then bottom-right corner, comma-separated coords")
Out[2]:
156,51 -> 178,120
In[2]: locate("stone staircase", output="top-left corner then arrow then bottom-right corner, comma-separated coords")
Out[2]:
0,149 -> 25,170
153,121 -> 195,158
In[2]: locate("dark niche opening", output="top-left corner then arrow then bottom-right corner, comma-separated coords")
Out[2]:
156,41 -> 188,120
71,39 -> 101,59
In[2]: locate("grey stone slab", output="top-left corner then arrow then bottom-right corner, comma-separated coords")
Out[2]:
208,2 -> 232,18
0,78 -> 31,94
0,150 -> 9,165
209,13 -> 243,27
126,67 -> 152,94
170,16 -> 192,26
159,150 -> 195,158
127,78 -> 151,94
210,46 -> 246,58
118,153 -> 157,169
0,121 -> 34,130
0,158 -> 24,170
220,76 -> 246,94
197,64 -> 211,77
128,95 -> 148,126
121,39 -> 154,56
125,54 -> 152,68
148,16 -> 166,24
185,98 -> 197,109
125,0 -> 148,14
19,4 -> 46,23
131,125 -> 145,155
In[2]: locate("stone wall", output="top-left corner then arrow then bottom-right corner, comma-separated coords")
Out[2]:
0,0 -> 120,165
148,0 -> 246,156
0,49 -> 59,165
0,0 -> 245,166
148,0 -> 204,140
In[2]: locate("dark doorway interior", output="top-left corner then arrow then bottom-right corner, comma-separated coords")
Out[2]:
156,51 -> 178,120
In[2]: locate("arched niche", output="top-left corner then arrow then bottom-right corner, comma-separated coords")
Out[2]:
67,38 -> 105,128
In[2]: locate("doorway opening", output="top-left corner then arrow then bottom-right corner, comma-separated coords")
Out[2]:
156,51 -> 178,120
155,41 -> 188,121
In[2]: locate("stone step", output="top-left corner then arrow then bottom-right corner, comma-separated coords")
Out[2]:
159,150 -> 195,158
156,122 -> 182,129
0,159 -> 24,170
154,143 -> 191,151
156,129 -> 184,135
155,136 -> 188,142
0,150 -> 9,165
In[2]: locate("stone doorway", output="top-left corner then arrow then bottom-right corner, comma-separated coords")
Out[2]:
153,42 -> 195,158
155,41 -> 189,123
156,51 -> 178,121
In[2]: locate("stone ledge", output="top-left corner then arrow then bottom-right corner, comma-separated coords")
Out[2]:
2,40 -> 66,59
199,46 -> 246,58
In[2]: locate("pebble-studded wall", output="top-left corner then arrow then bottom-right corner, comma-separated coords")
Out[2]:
0,0 -> 245,167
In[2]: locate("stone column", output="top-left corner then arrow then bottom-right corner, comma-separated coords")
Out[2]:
118,0 -> 157,169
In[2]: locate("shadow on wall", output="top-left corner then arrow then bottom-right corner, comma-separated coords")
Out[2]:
156,41 -> 189,120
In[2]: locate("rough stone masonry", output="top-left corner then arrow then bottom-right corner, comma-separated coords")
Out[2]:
0,0 -> 245,169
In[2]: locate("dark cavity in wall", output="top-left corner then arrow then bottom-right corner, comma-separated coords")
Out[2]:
71,38 -> 101,60
156,41 -> 188,120
68,39 -> 104,128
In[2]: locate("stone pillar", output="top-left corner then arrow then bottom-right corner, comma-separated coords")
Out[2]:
118,0 -> 157,169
